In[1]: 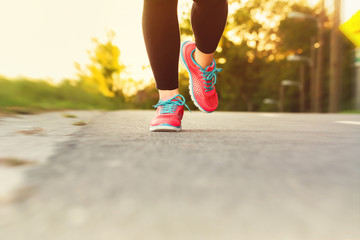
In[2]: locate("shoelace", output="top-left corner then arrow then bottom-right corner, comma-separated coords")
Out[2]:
201,61 -> 222,92
153,94 -> 191,114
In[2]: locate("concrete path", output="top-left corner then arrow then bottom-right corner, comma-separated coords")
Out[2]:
0,110 -> 359,240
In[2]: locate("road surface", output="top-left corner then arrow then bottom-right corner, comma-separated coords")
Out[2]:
0,110 -> 359,240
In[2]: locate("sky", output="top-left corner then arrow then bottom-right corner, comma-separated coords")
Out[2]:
0,0 -> 358,83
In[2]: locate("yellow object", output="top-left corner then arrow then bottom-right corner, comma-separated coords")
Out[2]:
340,10 -> 360,47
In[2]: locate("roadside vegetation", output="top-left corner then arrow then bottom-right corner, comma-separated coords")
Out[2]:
0,0 -> 357,114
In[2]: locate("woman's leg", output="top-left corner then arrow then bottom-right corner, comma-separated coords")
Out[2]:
142,0 -> 180,98
179,0 -> 228,113
191,0 -> 228,68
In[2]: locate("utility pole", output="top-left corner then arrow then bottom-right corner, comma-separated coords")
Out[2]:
356,49 -> 360,110
329,0 -> 342,112
314,0 -> 325,112
310,37 -> 316,112
279,85 -> 284,112
299,64 -> 306,112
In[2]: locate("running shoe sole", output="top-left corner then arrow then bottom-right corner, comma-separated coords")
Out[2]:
149,124 -> 182,132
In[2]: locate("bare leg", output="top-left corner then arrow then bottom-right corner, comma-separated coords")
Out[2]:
158,88 -> 180,100
194,49 -> 215,69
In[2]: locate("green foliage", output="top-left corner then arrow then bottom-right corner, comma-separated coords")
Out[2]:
176,0 -> 356,112
76,31 -> 126,98
1,1 -> 355,113
214,0 -> 296,111
0,77 -> 123,113
128,82 -> 158,109
278,4 -> 318,55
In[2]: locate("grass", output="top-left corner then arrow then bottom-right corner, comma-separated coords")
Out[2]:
340,110 -> 360,114
0,157 -> 37,167
63,113 -> 78,118
0,77 -> 126,114
72,121 -> 87,126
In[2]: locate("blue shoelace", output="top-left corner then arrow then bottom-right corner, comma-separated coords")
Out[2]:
153,94 -> 191,114
201,64 -> 222,92
190,49 -> 222,92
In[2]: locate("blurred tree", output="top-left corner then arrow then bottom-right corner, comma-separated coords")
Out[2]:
130,82 -> 158,109
278,4 -> 318,56
215,0 -> 295,111
76,31 -> 126,98
140,0 -> 354,112
178,0 -> 331,112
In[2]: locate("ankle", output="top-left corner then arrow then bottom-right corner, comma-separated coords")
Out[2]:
193,48 -> 214,69
158,88 -> 180,100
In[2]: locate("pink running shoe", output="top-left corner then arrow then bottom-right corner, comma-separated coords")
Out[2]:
180,41 -> 222,113
150,94 -> 190,132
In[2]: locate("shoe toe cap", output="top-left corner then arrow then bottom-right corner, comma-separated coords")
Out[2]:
196,92 -> 218,112
150,115 -> 181,127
